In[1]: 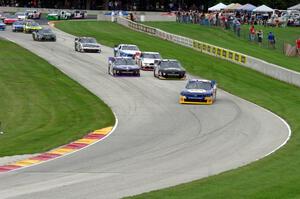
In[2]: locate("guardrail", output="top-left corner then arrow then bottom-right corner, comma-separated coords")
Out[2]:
116,16 -> 300,88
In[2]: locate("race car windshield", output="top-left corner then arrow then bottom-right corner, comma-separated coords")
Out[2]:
40,29 -> 52,33
115,58 -> 135,65
160,61 -> 181,69
142,53 -> 161,59
81,38 -> 97,43
122,45 -> 139,51
186,81 -> 212,90
30,22 -> 39,26
7,15 -> 17,19
14,21 -> 24,25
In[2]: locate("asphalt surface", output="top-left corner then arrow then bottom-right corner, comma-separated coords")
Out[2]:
0,26 -> 290,199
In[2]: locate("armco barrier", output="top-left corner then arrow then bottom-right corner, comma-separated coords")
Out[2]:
116,16 -> 300,88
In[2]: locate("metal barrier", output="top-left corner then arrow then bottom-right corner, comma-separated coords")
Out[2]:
116,16 -> 300,88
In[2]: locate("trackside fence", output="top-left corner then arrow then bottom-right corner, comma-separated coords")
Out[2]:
116,16 -> 300,88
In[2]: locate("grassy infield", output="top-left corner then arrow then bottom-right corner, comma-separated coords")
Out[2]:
145,22 -> 300,72
55,21 -> 300,198
0,39 -> 114,156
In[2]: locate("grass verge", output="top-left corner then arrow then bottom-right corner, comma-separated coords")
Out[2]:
145,22 -> 300,73
0,39 -> 114,157
56,21 -> 300,198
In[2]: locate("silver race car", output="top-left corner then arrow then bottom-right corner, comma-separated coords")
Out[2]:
74,37 -> 101,53
32,28 -> 56,41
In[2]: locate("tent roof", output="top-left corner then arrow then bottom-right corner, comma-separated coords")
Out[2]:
288,3 -> 300,10
253,5 -> 274,12
225,3 -> 242,10
208,3 -> 227,11
238,3 -> 257,11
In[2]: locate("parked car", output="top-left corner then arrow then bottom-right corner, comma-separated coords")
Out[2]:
179,79 -> 217,105
12,20 -> 26,32
26,10 -> 41,19
32,28 -> 56,41
74,37 -> 101,53
47,10 -> 71,20
108,57 -> 140,76
71,10 -> 87,19
154,59 -> 186,80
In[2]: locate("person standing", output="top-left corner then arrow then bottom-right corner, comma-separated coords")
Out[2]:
236,20 -> 241,37
249,25 -> 256,41
296,38 -> 300,56
268,32 -> 276,49
257,30 -> 263,46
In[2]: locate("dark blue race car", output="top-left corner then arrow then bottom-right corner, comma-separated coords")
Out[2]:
180,79 -> 217,105
12,20 -> 26,32
108,57 -> 140,76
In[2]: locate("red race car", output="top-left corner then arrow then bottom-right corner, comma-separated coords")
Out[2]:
4,15 -> 18,24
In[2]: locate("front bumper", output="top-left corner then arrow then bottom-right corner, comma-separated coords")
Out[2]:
82,47 -> 101,52
141,63 -> 155,71
179,95 -> 214,105
115,69 -> 140,76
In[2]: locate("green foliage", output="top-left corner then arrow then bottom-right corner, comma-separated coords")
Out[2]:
0,39 -> 114,156
56,21 -> 300,199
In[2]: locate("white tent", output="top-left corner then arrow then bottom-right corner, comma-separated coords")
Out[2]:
253,5 -> 274,13
288,4 -> 300,10
208,3 -> 227,11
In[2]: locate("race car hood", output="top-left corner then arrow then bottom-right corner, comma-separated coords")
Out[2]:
0,22 -> 5,26
181,89 -> 213,96
82,43 -> 100,47
113,65 -> 139,70
161,67 -> 185,72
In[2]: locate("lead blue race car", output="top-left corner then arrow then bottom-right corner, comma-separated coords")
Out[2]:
180,79 -> 217,105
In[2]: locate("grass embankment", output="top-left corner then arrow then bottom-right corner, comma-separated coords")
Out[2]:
56,21 -> 300,198
145,22 -> 300,73
0,39 -> 114,157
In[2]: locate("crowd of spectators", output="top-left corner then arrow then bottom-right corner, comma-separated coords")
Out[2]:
175,10 -> 281,49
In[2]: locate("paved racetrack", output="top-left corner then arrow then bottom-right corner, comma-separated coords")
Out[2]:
0,26 -> 290,199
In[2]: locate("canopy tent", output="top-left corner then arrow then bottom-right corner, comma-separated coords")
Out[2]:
224,3 -> 242,11
238,3 -> 257,11
288,4 -> 300,10
253,5 -> 274,13
208,3 -> 227,11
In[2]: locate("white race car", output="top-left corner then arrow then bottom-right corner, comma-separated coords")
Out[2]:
15,12 -> 27,20
136,52 -> 162,71
113,44 -> 141,58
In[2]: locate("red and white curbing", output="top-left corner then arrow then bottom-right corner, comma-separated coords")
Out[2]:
0,116 -> 118,173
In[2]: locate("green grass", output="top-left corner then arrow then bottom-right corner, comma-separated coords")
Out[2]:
56,21 -> 300,198
0,39 -> 114,157
144,22 -> 300,73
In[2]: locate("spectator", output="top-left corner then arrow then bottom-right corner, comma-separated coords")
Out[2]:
268,32 -> 276,49
296,38 -> 300,56
257,30 -> 263,46
249,25 -> 256,41
236,20 -> 241,37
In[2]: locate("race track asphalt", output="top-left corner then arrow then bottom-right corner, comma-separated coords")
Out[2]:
0,26 -> 290,199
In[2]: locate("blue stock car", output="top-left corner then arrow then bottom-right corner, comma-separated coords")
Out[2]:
108,57 -> 140,76
180,79 -> 217,105
12,20 -> 26,32
113,44 -> 141,58
0,20 -> 6,31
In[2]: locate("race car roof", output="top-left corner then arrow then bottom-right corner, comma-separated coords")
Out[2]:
142,51 -> 160,54
189,79 -> 212,83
